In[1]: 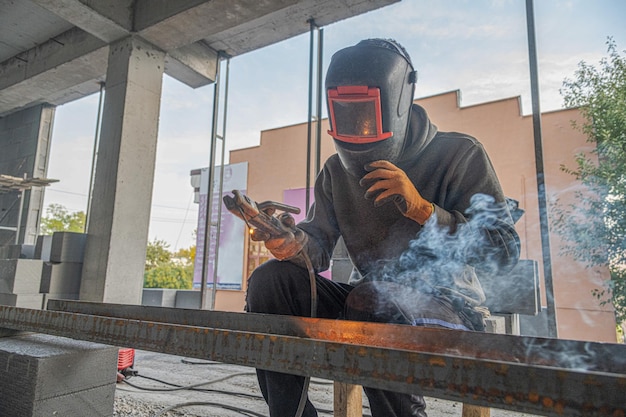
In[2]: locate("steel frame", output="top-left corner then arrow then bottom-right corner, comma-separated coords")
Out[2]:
1,301 -> 625,416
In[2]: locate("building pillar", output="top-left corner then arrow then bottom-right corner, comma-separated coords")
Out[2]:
80,36 -> 165,304
0,105 -> 55,246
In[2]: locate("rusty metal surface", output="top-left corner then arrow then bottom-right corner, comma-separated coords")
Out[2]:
48,300 -> 626,374
1,304 -> 625,416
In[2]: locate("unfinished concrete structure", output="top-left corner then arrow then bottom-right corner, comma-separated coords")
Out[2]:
0,0 -> 398,305
0,3 -> 400,415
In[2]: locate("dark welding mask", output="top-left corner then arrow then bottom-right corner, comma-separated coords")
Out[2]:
326,39 -> 417,177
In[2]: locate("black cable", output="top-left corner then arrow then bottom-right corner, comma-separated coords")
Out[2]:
294,250 -> 317,417
152,401 -> 266,417
123,371 -> 256,392
119,371 -> 361,417
180,358 -> 223,365
125,374 -> 263,400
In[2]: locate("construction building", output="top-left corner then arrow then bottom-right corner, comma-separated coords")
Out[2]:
0,1 -> 623,416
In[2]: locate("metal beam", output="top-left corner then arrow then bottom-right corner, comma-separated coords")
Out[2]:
1,303 -> 625,416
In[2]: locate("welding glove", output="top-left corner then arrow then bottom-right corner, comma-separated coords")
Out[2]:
360,160 -> 434,225
250,212 -> 308,260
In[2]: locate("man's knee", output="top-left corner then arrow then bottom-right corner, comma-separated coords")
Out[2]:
245,259 -> 309,314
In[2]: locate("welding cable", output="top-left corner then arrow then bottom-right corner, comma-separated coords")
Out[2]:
122,371 -> 256,392
176,360 -> 335,387
294,249 -> 317,417
180,358 -> 224,365
121,374 -> 263,400
119,372 -> 356,417
152,401 -> 266,417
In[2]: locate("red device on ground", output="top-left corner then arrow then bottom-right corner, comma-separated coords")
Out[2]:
118,348 -> 135,372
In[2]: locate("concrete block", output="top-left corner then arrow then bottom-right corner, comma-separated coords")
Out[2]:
40,262 -> 82,294
0,292 -> 44,309
0,259 -> 44,293
5,245 -> 19,259
0,244 -> 35,259
0,333 -> 117,417
330,258 -> 353,284
50,232 -> 87,263
42,293 -> 80,309
22,244 -> 36,259
142,288 -> 177,307
34,235 -> 53,261
519,307 -> 551,338
175,289 -> 202,309
485,316 -> 506,334
32,384 -> 116,416
481,259 -> 541,316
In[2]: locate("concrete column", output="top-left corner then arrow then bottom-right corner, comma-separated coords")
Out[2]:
0,104 -> 55,245
80,36 -> 165,304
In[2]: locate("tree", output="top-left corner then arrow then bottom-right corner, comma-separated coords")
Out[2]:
40,203 -> 85,234
554,38 -> 626,324
144,263 -> 193,289
143,238 -> 194,289
174,245 -> 196,266
144,238 -> 172,271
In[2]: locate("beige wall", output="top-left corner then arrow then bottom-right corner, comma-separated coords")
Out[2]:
228,90 -> 616,343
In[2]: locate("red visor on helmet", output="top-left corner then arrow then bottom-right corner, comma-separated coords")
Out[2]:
327,86 -> 393,143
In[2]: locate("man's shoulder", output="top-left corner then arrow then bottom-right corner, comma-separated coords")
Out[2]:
435,130 -> 481,145
323,153 -> 342,168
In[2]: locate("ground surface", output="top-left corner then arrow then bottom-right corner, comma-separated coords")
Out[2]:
113,350 -> 539,417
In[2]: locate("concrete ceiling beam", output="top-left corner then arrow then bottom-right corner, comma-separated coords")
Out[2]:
164,41 -> 219,88
0,27 -> 108,116
203,0 -> 399,56
0,0 -> 399,116
30,0 -> 132,43
135,0 -> 299,51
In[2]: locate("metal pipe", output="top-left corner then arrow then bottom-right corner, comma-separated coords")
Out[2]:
305,19 -> 316,212
2,304 -> 624,416
315,27 -> 324,175
211,55 -> 231,310
200,54 -> 223,309
525,0 -> 557,337
85,81 -> 105,232
14,184 -> 25,244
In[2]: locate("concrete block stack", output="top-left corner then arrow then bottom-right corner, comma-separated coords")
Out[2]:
175,289 -> 203,308
0,333 -> 118,417
39,232 -> 87,304
0,232 -> 87,309
0,245 -> 45,308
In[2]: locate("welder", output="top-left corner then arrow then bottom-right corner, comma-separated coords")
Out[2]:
245,38 -> 521,417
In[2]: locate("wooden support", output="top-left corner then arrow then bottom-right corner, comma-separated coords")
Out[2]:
333,382 -> 362,417
461,316 -> 506,417
462,404 -> 491,417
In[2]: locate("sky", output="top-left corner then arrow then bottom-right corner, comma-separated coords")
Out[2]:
43,0 -> 626,252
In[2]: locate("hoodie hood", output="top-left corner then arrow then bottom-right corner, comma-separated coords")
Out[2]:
396,103 -> 439,169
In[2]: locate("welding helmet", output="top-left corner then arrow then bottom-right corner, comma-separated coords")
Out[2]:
326,39 -> 417,177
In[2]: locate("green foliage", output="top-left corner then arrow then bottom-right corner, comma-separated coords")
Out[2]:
144,238 -> 195,289
144,263 -> 193,289
145,238 -> 172,271
554,38 -> 626,324
174,245 -> 196,265
40,204 -> 85,234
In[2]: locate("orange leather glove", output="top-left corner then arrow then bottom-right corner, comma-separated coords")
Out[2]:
250,212 -> 308,260
360,160 -> 434,225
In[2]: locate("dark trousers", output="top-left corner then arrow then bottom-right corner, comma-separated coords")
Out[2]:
245,259 -> 468,417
